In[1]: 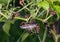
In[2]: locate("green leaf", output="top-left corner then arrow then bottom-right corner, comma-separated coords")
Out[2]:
3,20 -> 11,35
47,0 -> 57,3
21,32 -> 29,42
38,1 -> 49,10
0,0 -> 12,4
52,5 -> 60,19
53,5 -> 60,13
0,4 -> 2,9
47,0 -> 60,2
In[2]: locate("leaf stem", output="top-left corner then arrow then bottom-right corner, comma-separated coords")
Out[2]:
42,28 -> 47,42
17,1 -> 33,12
43,15 -> 53,22
51,30 -> 58,42
37,35 -> 42,42
17,31 -> 26,42
14,17 -> 27,21
0,13 -> 8,19
6,0 -> 10,10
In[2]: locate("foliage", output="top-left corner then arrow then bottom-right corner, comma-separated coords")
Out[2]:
0,0 -> 60,42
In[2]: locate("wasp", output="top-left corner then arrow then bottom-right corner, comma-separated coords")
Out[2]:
20,21 -> 40,34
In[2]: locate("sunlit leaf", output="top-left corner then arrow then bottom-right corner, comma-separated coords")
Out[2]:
52,5 -> 60,19
53,5 -> 60,13
47,0 -> 60,2
38,1 -> 49,10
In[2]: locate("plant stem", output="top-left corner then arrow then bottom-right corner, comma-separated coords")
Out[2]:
57,35 -> 60,38
37,35 -> 42,42
17,1 -> 33,12
14,17 -> 27,21
17,31 -> 26,42
34,8 -> 40,18
0,13 -> 8,19
51,30 -> 58,42
55,37 -> 58,42
43,15 -> 53,22
37,10 -> 46,17
34,18 -> 43,22
46,10 -> 49,18
6,0 -> 10,10
42,28 -> 47,42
